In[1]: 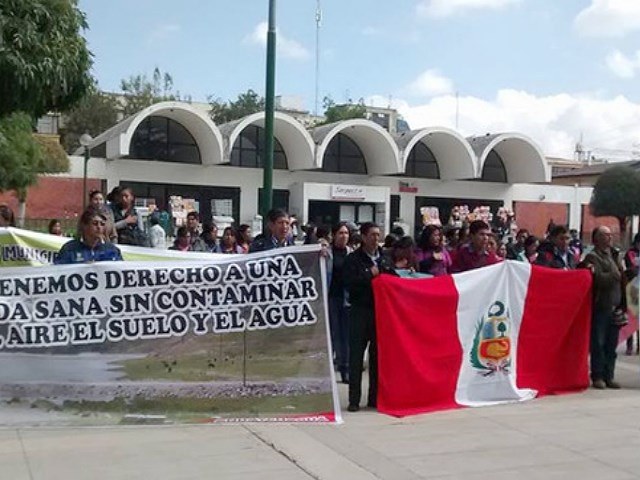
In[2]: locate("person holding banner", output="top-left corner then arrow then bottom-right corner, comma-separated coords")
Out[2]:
579,226 -> 625,390
249,209 -> 294,252
343,222 -> 386,412
54,207 -> 123,264
89,189 -> 117,243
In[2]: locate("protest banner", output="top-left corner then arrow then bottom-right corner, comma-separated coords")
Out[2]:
0,227 -> 222,266
374,261 -> 592,417
0,243 -> 338,425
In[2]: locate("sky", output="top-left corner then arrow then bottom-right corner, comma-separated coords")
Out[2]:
79,0 -> 640,160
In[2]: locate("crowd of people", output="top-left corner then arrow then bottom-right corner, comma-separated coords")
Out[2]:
1,191 -> 638,411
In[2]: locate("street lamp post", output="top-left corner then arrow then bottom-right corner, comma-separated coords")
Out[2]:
79,133 -> 93,211
262,0 -> 276,221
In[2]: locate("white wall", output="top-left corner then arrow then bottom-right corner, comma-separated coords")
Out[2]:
68,155 -> 595,234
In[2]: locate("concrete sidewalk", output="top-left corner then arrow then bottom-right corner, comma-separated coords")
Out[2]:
3,354 -> 640,480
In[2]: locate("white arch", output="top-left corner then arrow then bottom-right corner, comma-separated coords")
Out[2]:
397,127 -> 477,180
468,133 -> 550,183
218,112 -> 315,170
84,101 -> 224,165
312,119 -> 401,175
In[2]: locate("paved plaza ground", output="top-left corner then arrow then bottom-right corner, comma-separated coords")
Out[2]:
2,353 -> 640,480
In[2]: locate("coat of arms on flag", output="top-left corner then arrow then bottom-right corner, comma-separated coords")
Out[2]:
471,301 -> 511,376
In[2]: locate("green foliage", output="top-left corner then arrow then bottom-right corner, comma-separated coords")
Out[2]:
0,0 -> 93,118
209,89 -> 265,124
0,113 -> 69,202
319,96 -> 367,125
590,165 -> 640,230
119,68 -> 184,117
60,79 -> 120,153
0,113 -> 44,200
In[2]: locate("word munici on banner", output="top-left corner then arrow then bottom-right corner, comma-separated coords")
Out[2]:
0,245 -> 339,425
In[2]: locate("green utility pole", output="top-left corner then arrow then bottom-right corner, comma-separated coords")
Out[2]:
262,0 -> 276,222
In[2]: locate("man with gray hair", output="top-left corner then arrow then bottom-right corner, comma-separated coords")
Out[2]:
579,226 -> 626,389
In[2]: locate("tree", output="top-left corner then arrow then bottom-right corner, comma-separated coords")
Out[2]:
319,96 -> 367,125
0,0 -> 93,118
60,79 -> 120,153
589,165 -> 640,244
120,68 -> 184,117
209,89 -> 265,124
0,113 -> 69,226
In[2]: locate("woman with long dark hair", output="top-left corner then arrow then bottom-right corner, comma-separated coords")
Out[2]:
416,224 -> 452,276
237,224 -> 252,253
216,226 -> 243,254
327,222 -> 352,384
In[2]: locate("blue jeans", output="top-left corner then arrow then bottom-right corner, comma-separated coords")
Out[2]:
590,309 -> 620,382
329,295 -> 349,374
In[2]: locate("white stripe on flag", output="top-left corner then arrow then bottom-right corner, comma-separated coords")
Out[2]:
453,261 -> 537,407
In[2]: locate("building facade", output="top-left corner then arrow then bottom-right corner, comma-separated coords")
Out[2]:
3,101 -> 608,241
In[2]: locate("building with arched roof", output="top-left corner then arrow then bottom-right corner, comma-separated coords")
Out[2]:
39,100 -> 598,239
468,133 -> 550,183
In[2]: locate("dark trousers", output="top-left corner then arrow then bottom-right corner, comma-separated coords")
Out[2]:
590,309 -> 620,382
348,305 -> 377,407
329,295 -> 349,375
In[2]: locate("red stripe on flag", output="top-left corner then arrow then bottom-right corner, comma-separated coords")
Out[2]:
375,274 -> 463,416
516,266 -> 592,395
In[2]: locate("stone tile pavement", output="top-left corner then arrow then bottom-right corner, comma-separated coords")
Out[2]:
2,354 -> 640,480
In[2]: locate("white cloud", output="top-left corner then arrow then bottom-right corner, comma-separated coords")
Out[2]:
366,89 -> 640,159
244,22 -> 310,60
605,49 -> 640,78
408,69 -> 454,97
574,0 -> 640,37
417,0 -> 520,18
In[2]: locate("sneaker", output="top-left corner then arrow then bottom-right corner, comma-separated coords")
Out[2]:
347,404 -> 359,412
605,380 -> 621,389
592,379 -> 606,389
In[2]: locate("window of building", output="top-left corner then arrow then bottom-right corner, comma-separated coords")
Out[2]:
130,116 -> 201,164
390,195 -> 400,223
404,142 -> 440,179
322,133 -> 367,174
230,125 -> 288,169
481,150 -> 508,183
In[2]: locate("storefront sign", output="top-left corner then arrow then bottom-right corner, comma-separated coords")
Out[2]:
399,181 -> 418,193
330,185 -> 366,200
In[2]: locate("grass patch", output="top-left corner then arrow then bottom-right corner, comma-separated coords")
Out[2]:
61,392 -> 334,419
120,352 -> 330,382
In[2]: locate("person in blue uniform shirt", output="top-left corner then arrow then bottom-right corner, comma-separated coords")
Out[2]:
55,207 -> 123,264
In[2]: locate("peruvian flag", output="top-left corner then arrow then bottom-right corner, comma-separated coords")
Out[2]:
374,261 -> 592,417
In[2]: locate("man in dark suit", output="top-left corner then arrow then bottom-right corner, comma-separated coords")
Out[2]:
343,222 -> 383,412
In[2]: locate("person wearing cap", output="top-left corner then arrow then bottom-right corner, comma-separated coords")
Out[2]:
55,207 -> 123,264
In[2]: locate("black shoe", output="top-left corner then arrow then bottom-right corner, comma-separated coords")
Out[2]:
340,371 -> 349,384
347,404 -> 359,412
592,379 -> 606,389
605,380 -> 621,389
367,401 -> 377,409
